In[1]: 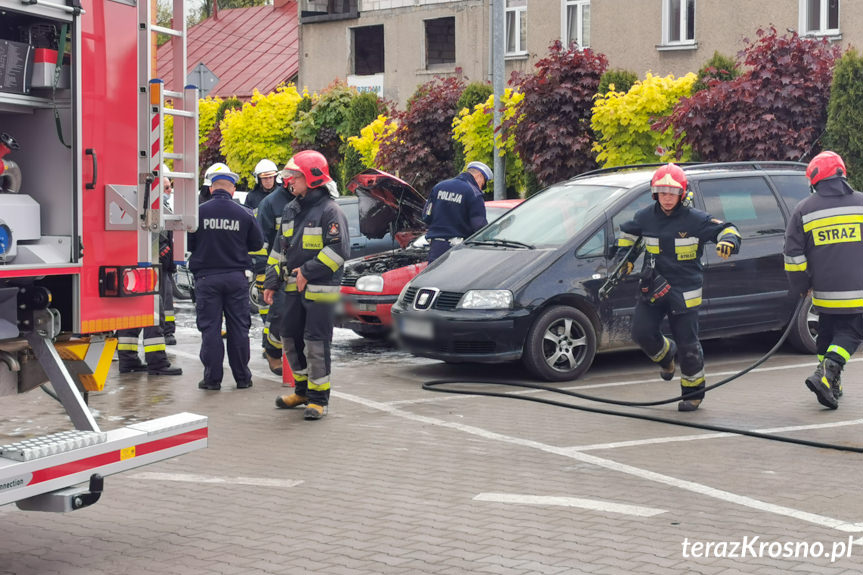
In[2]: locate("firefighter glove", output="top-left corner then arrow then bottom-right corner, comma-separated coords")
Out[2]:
716,241 -> 735,259
255,273 -> 266,291
623,261 -> 634,275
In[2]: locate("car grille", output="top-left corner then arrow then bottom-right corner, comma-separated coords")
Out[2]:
401,287 -> 463,311
341,276 -> 358,287
403,287 -> 418,305
443,341 -> 496,354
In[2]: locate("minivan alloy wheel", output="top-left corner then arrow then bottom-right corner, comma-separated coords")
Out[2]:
523,305 -> 597,381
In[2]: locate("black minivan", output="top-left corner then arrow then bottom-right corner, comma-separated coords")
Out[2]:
391,162 -> 817,381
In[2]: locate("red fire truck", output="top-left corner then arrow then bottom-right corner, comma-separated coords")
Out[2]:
0,0 -> 206,511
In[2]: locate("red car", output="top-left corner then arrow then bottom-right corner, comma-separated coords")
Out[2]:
339,169 -> 521,338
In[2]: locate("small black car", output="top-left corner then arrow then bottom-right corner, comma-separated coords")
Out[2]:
392,162 -> 817,381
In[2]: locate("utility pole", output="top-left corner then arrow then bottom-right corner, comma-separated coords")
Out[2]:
491,0 -> 505,200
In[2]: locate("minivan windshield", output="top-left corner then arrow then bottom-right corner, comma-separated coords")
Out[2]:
467,183 -> 623,249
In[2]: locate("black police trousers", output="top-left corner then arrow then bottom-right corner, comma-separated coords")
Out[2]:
817,312 -> 863,367
279,291 -> 335,406
195,270 -> 252,385
631,298 -> 706,400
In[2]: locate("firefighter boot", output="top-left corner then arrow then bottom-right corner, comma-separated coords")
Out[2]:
275,394 -> 308,409
813,362 -> 843,399
304,404 -> 326,420
805,358 -> 840,410
659,339 -> 677,381
266,353 -> 283,376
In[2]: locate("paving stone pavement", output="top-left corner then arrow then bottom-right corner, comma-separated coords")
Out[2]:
1,318 -> 862,574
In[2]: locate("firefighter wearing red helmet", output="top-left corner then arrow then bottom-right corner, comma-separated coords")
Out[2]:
613,163 -> 742,411
262,150 -> 349,420
784,151 -> 863,410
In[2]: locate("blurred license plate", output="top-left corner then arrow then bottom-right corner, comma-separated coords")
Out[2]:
400,317 -> 433,339
354,303 -> 377,312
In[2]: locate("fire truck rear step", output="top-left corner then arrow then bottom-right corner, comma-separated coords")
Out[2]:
0,412 -> 207,510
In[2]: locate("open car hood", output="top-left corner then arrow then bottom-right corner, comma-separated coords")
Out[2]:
347,169 -> 426,243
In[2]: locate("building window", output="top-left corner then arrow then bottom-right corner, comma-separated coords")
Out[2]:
425,17 -> 455,68
564,0 -> 590,49
352,25 -> 384,76
505,0 -> 527,56
800,0 -> 839,35
662,0 -> 695,44
300,0 -> 359,23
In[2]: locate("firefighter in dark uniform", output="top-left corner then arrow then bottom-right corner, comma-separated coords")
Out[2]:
423,161 -> 492,263
188,163 -> 265,391
117,176 -> 183,376
784,151 -> 863,409
256,166 -> 295,376
245,159 -> 286,374
263,150 -> 349,420
159,176 -> 177,345
614,163 -> 741,411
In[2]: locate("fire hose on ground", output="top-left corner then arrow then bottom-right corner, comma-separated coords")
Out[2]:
423,297 -> 863,453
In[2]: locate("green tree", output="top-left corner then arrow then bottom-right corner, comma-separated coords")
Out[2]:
825,49 -> 863,190
693,51 -> 739,92
598,69 -> 638,96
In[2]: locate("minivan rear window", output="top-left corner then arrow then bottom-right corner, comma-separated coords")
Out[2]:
470,184 -> 623,249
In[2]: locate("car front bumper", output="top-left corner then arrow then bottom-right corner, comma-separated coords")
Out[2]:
391,306 -> 533,363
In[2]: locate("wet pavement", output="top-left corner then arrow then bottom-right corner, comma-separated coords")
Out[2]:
1,299 -> 863,574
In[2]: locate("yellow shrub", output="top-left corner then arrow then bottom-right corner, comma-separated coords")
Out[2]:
220,85 -> 304,188
348,115 -> 398,168
452,89 -> 525,193
198,96 -> 223,149
591,72 -> 696,167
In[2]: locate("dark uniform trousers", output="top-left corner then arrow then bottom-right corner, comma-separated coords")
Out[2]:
160,272 -> 175,337
817,313 -> 863,367
631,297 -> 705,400
117,325 -> 170,370
196,270 -> 252,385
264,289 -> 284,356
280,288 -> 334,406
118,276 -> 171,369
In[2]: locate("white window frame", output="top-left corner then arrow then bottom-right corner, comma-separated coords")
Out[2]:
562,0 -> 590,49
505,0 -> 528,57
798,0 -> 840,36
660,0 -> 696,46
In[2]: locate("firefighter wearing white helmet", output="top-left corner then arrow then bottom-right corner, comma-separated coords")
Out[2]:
245,159 -> 281,210
244,159 -> 286,364
612,163 -> 742,412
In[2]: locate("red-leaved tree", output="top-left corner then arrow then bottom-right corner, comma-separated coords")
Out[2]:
657,27 -> 841,162
506,41 -> 607,187
377,76 -> 466,194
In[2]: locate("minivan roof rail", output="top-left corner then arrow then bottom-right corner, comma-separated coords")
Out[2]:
574,160 -> 806,179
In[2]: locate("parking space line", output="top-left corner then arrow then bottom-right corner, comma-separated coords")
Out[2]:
335,390 -> 863,533
128,471 -> 303,488
473,493 -> 666,517
569,419 -> 863,451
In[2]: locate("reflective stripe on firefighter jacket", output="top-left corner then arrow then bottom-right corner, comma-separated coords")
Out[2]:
263,187 -> 350,297
616,201 -> 741,311
784,177 -> 863,314
257,185 -> 293,273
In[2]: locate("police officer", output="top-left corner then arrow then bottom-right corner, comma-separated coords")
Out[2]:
263,150 -> 349,420
784,151 -> 863,409
188,163 -> 265,391
614,163 -> 741,411
256,162 -> 295,377
423,161 -> 492,263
